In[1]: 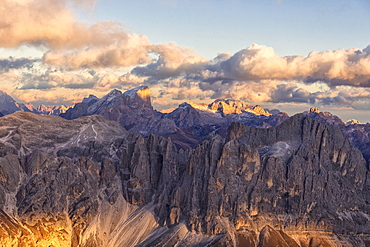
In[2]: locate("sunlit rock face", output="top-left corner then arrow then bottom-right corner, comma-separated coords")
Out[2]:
0,112 -> 129,246
0,111 -> 370,246
122,85 -> 152,109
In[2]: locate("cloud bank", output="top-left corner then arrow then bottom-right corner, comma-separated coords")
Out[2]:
206,44 -> 370,88
1,0 -> 370,113
0,57 -> 40,72
134,44 -> 370,109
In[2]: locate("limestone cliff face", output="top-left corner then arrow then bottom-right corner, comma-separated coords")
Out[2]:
144,114 -> 369,246
306,108 -> 370,165
120,114 -> 370,246
0,112 -> 370,246
226,115 -> 369,233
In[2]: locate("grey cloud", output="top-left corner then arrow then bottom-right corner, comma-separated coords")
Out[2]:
64,83 -> 96,89
0,58 -> 40,72
319,95 -> 353,105
20,82 -> 53,90
271,84 -> 315,104
270,84 -> 370,107
17,69 -> 145,91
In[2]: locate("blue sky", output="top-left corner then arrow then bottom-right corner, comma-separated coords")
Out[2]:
1,0 -> 370,122
93,0 -> 370,58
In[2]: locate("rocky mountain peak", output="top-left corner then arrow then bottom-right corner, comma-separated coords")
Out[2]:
346,119 -> 361,125
250,105 -> 271,116
208,99 -> 272,117
36,104 -> 47,112
166,102 -> 202,127
122,86 -> 152,109
0,90 -> 22,114
103,89 -> 122,101
209,99 -> 243,115
82,94 -> 99,105
84,89 -> 123,115
306,107 -> 344,127
178,102 -> 192,108
22,103 -> 35,111
308,107 -> 320,113
35,105 -> 69,115
188,102 -> 210,111
0,91 -> 69,116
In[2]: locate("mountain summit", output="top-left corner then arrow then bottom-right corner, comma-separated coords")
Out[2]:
61,86 -> 169,136
122,86 -> 152,109
0,90 -> 20,114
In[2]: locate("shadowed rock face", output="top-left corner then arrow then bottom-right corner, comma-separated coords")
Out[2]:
61,86 -> 174,137
306,109 -> 370,165
225,115 -> 369,233
0,112 -> 370,246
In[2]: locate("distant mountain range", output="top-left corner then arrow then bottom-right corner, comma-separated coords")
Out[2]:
1,87 -> 370,163
0,90 -> 69,116
59,86 -> 370,164
60,86 -> 290,149
0,87 -> 370,246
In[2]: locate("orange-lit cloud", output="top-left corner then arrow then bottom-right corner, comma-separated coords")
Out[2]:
0,0 -> 97,48
0,0 -> 206,71
43,33 -> 153,69
14,88 -> 107,105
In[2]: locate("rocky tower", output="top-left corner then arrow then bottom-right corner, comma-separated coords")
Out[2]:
305,107 -> 370,164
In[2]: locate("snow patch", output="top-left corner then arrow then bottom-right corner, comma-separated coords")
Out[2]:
0,129 -> 15,143
91,125 -> 98,139
258,141 -> 291,158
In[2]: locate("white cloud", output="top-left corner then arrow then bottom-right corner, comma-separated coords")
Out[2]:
218,44 -> 370,87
